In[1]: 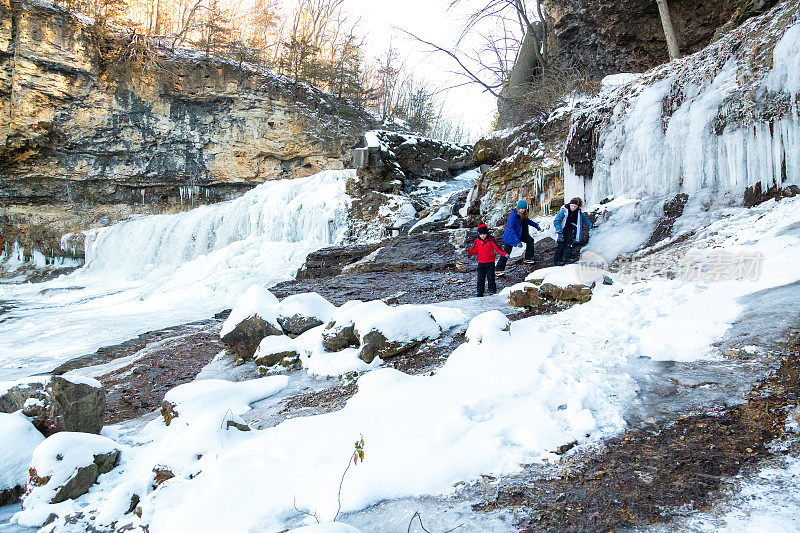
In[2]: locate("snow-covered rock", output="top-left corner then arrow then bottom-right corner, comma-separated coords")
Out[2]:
505,283 -> 544,309
220,285 -> 284,361
276,292 -> 336,336
253,336 -> 302,370
25,432 -> 120,507
526,264 -> 608,288
321,301 -> 465,363
0,413 -> 44,505
465,311 -> 511,344
524,264 -> 611,303
0,375 -> 105,436
220,284 -> 280,338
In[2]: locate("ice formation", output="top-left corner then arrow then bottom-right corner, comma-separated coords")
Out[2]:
0,171 -> 353,380
565,6 -> 800,204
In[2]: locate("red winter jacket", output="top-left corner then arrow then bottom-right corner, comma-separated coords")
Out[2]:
468,236 -> 507,263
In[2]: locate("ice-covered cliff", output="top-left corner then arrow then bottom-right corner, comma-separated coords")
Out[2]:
564,0 -> 800,204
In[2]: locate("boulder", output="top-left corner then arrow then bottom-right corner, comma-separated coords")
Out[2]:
539,282 -> 594,303
276,292 -> 336,336
321,322 -> 359,352
0,376 -> 106,436
277,314 -> 324,337
359,329 -> 423,364
507,284 -> 545,308
221,315 -> 283,362
26,432 -> 120,506
253,336 -> 302,370
0,413 -> 45,505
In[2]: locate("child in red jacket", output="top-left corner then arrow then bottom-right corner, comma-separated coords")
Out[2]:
468,223 -> 508,297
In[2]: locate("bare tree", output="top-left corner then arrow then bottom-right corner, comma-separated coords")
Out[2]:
655,0 -> 681,60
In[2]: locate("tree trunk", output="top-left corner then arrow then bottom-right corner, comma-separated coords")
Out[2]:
656,0 -> 681,60
154,0 -> 162,35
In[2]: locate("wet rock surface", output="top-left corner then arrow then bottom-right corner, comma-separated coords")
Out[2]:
295,243 -> 380,279
54,319 -> 227,425
275,233 -> 559,305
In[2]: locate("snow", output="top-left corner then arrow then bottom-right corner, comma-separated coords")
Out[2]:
0,375 -> 49,398
464,311 -> 510,344
254,336 -> 299,360
364,131 -> 380,149
601,73 -> 641,88
525,264 -> 609,287
220,285 -> 280,337
277,292 -> 336,324
162,376 -> 289,421
0,413 -> 44,492
324,301 -> 463,345
0,171 -> 352,380
289,525 -> 362,533
9,194 -> 800,532
59,374 -> 102,389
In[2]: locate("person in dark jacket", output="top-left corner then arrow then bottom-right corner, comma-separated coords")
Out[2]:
553,197 -> 592,265
495,200 -> 542,277
468,223 -> 508,297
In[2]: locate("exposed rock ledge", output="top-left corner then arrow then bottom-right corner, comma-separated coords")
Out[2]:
0,0 -> 378,207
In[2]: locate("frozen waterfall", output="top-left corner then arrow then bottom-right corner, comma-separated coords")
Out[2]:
0,170 -> 353,380
566,16 -> 800,205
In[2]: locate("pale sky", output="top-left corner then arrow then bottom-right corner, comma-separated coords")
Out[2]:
340,0 -> 500,140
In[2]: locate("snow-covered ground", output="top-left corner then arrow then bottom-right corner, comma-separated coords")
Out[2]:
0,171 -> 352,381
3,191 -> 799,532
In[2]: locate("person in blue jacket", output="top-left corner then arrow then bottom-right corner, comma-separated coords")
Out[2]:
553,197 -> 591,265
495,200 -> 542,277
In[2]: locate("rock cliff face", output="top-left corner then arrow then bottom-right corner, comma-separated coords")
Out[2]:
544,0 -> 781,81
0,0 -> 377,207
465,105 -> 572,226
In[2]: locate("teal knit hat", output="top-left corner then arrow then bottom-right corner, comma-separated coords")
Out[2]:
516,200 -> 528,210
